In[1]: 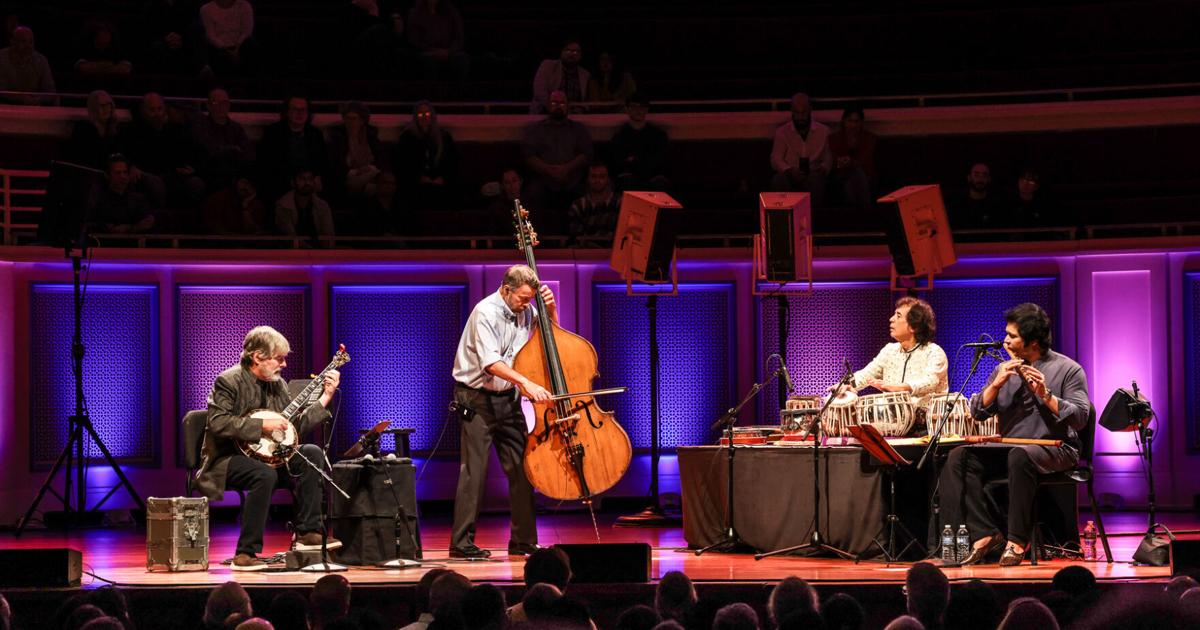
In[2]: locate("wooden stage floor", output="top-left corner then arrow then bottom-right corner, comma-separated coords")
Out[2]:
1,510 -> 1189,589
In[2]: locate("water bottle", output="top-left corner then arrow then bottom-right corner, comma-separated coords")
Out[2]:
941,524 -> 956,563
956,525 -> 970,564
1082,520 -> 1098,560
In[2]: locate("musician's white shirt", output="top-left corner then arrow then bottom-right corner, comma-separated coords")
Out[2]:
452,290 -> 538,392
852,342 -> 949,411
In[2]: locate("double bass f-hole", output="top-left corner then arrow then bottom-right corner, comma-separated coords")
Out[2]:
535,399 -> 604,444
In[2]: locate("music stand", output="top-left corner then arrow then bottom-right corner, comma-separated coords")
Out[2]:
850,424 -> 925,563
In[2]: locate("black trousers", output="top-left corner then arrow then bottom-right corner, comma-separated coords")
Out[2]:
937,445 -> 1043,546
225,444 -> 324,556
450,385 -> 538,550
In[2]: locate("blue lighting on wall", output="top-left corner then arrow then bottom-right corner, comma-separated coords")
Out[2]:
1186,273 -> 1200,451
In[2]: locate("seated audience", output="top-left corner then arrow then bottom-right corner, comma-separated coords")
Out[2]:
203,176 -> 266,234
360,171 -> 404,235
484,167 -> 531,234
769,577 -> 820,628
997,597 -> 1058,630
905,563 -> 948,630
233,619 -> 273,630
770,92 -> 831,208
531,39 -> 589,114
0,25 -> 57,105
949,162 -> 1005,229
120,91 -> 205,216
1166,576 -> 1199,600
275,168 -> 334,242
517,583 -> 563,624
943,579 -> 1001,630
427,571 -> 472,629
460,584 -> 506,630
309,574 -> 351,630
62,90 -> 121,169
884,615 -> 925,630
93,154 -> 155,234
406,0 -> 468,80
508,546 -> 572,623
204,582 -> 254,630
615,604 -> 660,630
586,51 -> 636,108
328,101 -> 384,202
1009,167 -> 1055,227
713,603 -> 759,630
257,94 -> 328,204
609,93 -> 669,192
567,162 -> 620,244
74,20 -> 133,80
827,105 -> 877,210
522,90 -> 594,224
394,101 -> 457,211
143,0 -> 204,75
200,0 -> 257,75
264,590 -> 309,630
399,568 -> 450,630
193,87 -> 255,190
820,592 -> 866,630
654,570 -> 697,624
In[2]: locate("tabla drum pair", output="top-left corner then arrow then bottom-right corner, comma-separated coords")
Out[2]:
781,395 -> 822,434
822,391 -> 916,438
923,393 -> 998,437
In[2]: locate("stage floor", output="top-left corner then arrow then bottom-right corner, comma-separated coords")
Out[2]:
1,510 -> 1187,589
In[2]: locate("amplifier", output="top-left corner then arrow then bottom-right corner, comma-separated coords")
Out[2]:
0,548 -> 83,587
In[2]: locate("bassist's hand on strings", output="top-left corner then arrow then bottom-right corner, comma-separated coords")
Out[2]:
538,285 -> 558,323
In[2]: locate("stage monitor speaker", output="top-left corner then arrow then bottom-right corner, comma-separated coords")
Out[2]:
877,185 -> 956,277
757,192 -> 812,283
610,191 -> 684,284
555,543 -> 651,583
1171,539 -> 1200,576
0,548 -> 83,587
1099,387 -> 1153,433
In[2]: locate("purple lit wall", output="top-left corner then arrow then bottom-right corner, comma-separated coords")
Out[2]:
329,285 -> 466,454
759,278 -> 1058,424
29,284 -> 158,467
593,284 -> 735,450
177,286 -> 308,463
1188,273 -> 1200,451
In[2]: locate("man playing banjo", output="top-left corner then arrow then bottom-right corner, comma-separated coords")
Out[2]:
195,326 -> 341,571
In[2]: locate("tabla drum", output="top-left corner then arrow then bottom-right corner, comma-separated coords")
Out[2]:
823,390 -> 859,437
857,391 -> 915,437
926,393 -> 972,436
979,415 -> 999,437
781,395 -> 823,432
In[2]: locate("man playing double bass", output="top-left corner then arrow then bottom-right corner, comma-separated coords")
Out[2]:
450,264 -> 555,559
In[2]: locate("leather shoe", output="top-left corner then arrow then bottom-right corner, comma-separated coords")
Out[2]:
959,533 -> 1005,566
508,542 -> 543,556
999,543 -> 1025,567
449,545 -> 492,559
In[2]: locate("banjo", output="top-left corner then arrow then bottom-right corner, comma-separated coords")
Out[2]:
238,344 -> 350,467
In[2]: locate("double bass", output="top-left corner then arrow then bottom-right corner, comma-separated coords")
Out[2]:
510,202 -> 632,508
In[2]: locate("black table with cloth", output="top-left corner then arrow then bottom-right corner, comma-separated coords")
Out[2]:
330,459 -> 422,564
678,444 -> 1078,557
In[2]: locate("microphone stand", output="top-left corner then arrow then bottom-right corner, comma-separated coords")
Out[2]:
756,364 -> 857,561
301,390 -> 350,573
694,361 -> 783,555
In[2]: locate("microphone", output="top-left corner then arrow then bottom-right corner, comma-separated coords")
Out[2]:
778,356 -> 795,394
962,341 -> 1004,349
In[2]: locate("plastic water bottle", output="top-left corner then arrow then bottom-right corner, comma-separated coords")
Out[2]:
956,525 -> 970,563
1082,521 -> 1098,560
941,524 -> 956,563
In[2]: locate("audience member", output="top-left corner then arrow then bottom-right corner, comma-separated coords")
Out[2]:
406,0 -> 468,80
204,582 -> 254,630
399,568 -> 451,630
120,91 -> 205,215
777,609 -> 826,630
394,100 -> 457,211
943,579 -> 1001,630
264,590 -> 309,630
1009,167 -> 1055,227
507,546 -> 572,622
328,101 -> 384,202
770,92 -> 831,208
531,39 -> 589,114
353,10 -> 415,77
1040,590 -> 1075,628
609,93 -> 669,192
615,604 -> 660,630
522,89 -> 594,224
0,25 -> 57,105
87,586 -> 133,629
65,604 -> 107,630
275,168 -> 334,242
517,583 -> 563,624
310,574 -> 351,630
78,617 -> 125,630
203,176 -> 266,234
193,87 -> 255,190
654,570 -> 697,624
1075,591 -> 1189,630
484,168 -> 529,233
93,154 -> 156,234
827,105 -> 877,210
0,592 -> 9,630
586,51 -> 636,107
235,619 -> 275,630
360,171 -> 404,235
567,162 -> 620,244
949,162 -> 1004,229
74,20 -> 133,80
460,584 -> 506,630
820,592 -> 865,630
62,90 -> 121,168
257,94 -> 329,204
52,594 -> 91,630
143,0 -> 204,75
427,572 -> 472,628
1052,565 -> 1096,597
768,576 -> 820,627
1166,575 -> 1199,600
997,597 -> 1058,630
713,603 -> 759,630
547,595 -> 595,629
883,615 -> 925,630
652,622 -> 685,630
200,0 -> 257,75
905,562 -> 948,630
1179,587 -> 1200,619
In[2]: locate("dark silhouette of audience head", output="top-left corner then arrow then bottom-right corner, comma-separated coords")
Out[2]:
1166,575 -> 1199,601
884,615 -> 925,630
1052,565 -> 1097,597
654,570 -> 697,622
265,591 -> 309,630
821,592 -> 865,630
615,604 -> 660,630
526,546 -> 573,590
413,568 -> 452,616
998,597 -> 1059,630
905,562 -> 949,630
204,581 -> 253,629
944,579 -> 1001,630
713,602 -> 759,630
460,583 -> 506,630
309,574 -> 351,629
769,576 -> 819,627
429,571 -> 472,624
521,582 -> 563,622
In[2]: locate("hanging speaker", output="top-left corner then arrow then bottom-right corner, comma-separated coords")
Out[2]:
755,192 -> 812,283
610,191 -> 684,284
877,185 -> 956,276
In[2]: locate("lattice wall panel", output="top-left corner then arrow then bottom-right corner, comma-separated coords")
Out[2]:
594,284 -> 734,450
30,285 -> 158,466
759,278 -> 1059,424
330,285 -> 466,454
177,286 -> 308,426
1187,273 -> 1200,451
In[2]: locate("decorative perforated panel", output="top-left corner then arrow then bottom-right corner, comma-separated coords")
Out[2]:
759,278 -> 1059,424
1187,273 -> 1200,451
30,284 -> 158,467
330,285 -> 466,454
177,286 -> 308,436
594,284 -> 735,450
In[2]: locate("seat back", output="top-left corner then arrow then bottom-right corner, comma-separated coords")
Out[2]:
1078,403 -> 1098,465
181,409 -> 208,471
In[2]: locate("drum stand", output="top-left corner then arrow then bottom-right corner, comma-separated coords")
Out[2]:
756,364 -> 857,561
861,441 -> 925,563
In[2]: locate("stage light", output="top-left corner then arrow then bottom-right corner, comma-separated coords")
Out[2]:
1099,384 -> 1153,433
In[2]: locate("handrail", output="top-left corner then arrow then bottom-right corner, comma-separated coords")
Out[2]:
0,168 -> 49,245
